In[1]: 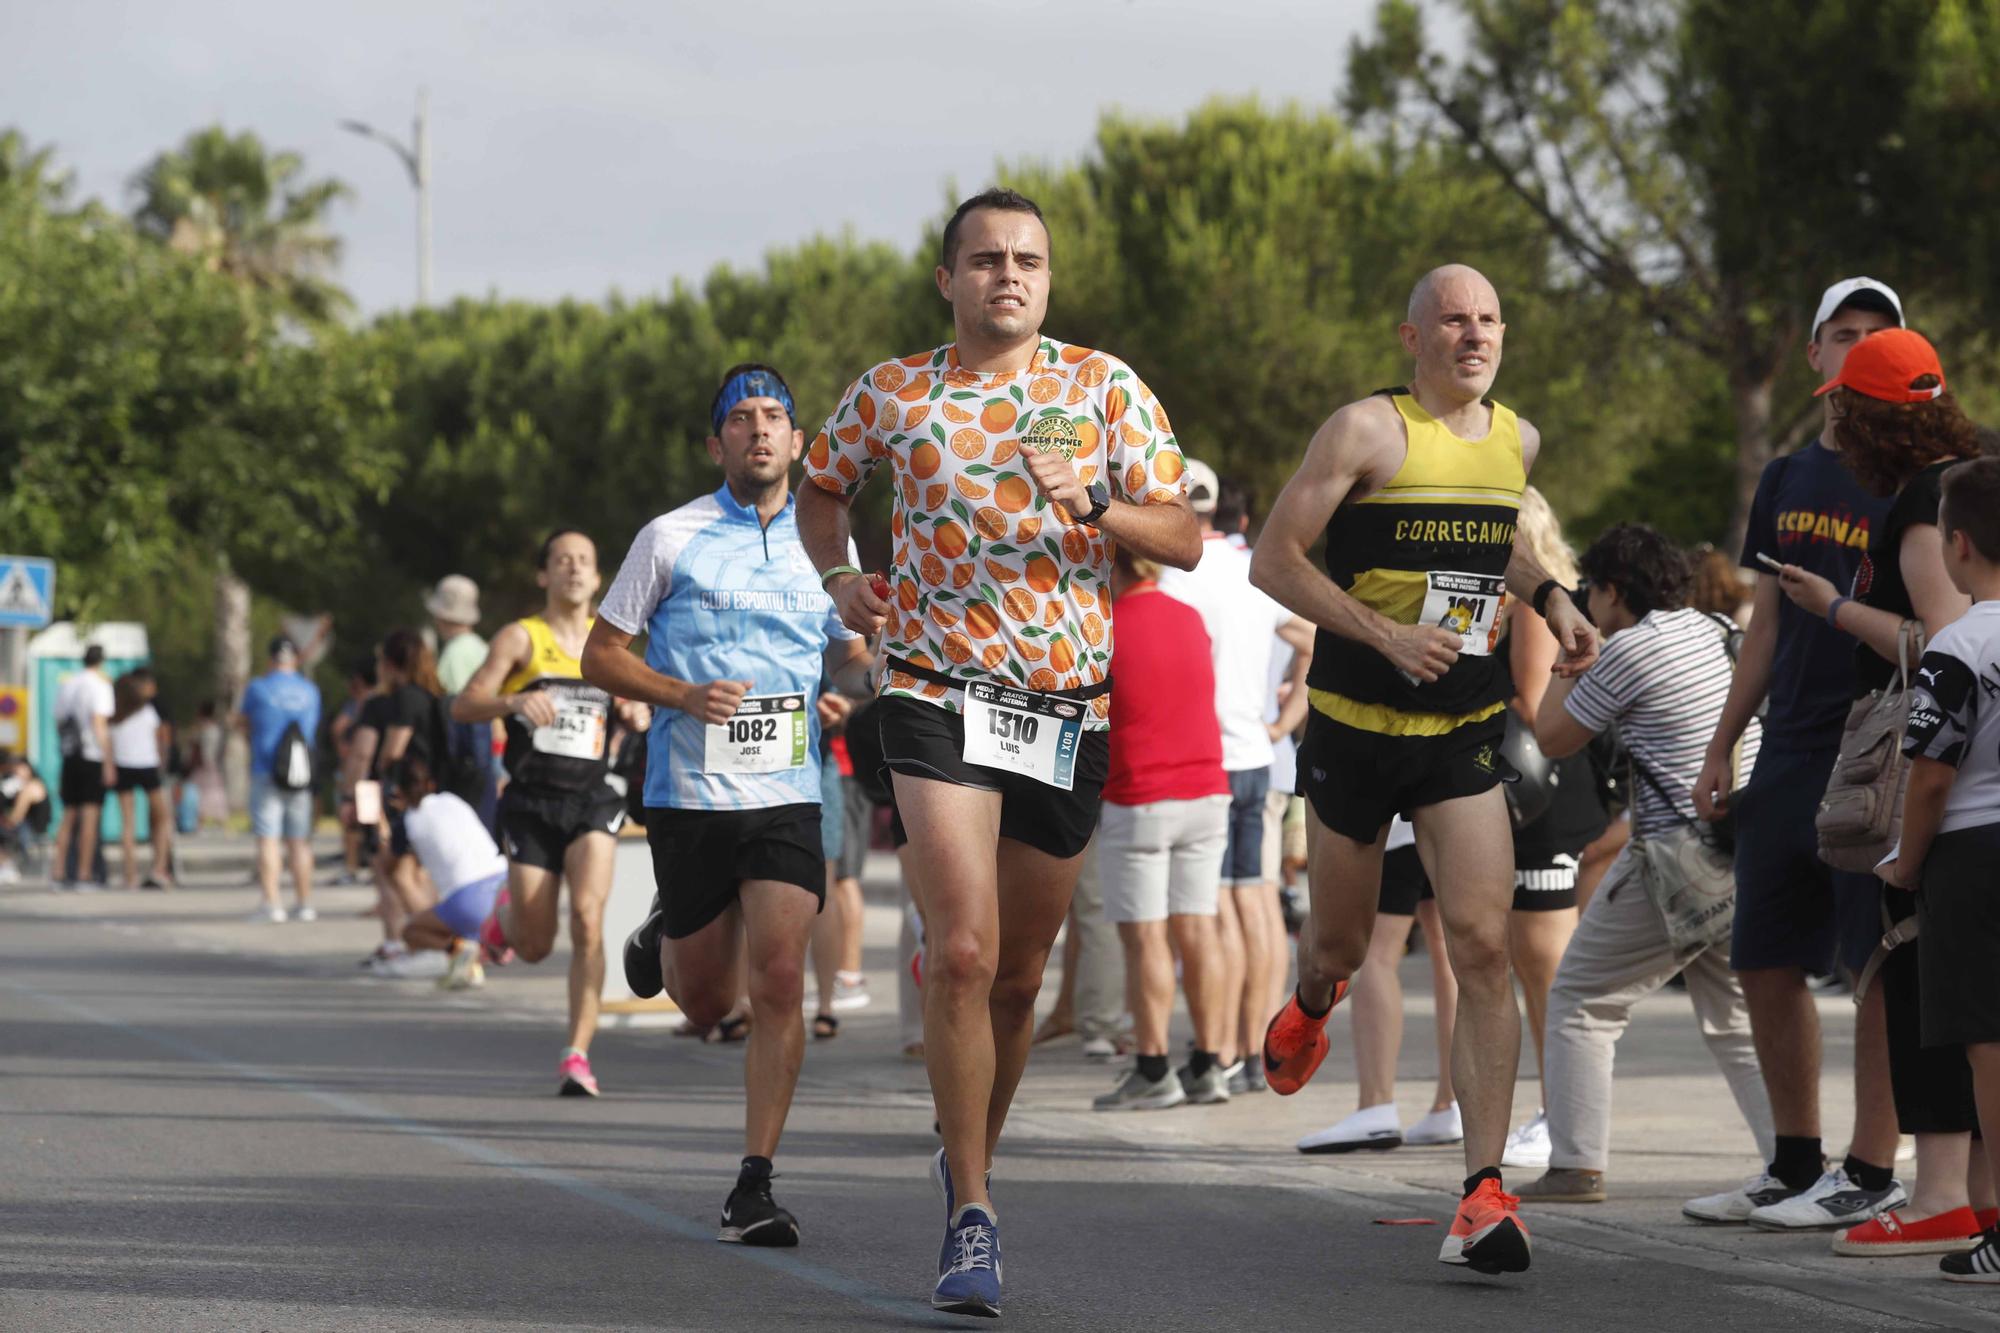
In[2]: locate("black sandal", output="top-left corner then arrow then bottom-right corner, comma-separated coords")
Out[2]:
812,1013 -> 839,1040
704,1013 -> 751,1044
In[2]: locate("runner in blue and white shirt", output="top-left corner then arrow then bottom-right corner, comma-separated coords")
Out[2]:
582,362 -> 870,1251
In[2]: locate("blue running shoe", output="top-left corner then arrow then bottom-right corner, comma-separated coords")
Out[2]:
933,1204 -> 1002,1317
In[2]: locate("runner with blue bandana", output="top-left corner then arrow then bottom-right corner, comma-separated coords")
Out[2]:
582,362 -> 871,1249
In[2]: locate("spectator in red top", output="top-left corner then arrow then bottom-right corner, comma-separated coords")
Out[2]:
1091,545 -> 1234,1112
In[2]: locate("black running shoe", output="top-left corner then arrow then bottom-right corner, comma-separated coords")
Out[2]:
1942,1230 -> 2000,1283
718,1174 -> 799,1247
623,907 -> 666,1000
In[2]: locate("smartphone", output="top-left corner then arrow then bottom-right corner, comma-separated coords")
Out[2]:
352,779 -> 383,826
1754,552 -> 1784,573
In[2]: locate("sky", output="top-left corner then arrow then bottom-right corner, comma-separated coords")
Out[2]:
7,0 -> 1384,316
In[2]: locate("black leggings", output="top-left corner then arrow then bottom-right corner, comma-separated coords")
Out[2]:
1882,887 -> 1978,1135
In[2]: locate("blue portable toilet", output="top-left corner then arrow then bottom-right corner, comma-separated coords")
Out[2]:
28,622 -> 152,840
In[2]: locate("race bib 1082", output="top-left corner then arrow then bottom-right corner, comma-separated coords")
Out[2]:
961,681 -> 1083,791
702,694 -> 808,774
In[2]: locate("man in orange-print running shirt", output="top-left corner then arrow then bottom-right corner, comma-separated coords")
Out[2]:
797,187 -> 1199,1318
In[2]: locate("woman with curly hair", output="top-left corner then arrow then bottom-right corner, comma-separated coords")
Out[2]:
1775,328 -> 1988,1254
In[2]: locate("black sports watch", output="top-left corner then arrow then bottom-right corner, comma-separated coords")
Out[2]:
1078,481 -> 1112,525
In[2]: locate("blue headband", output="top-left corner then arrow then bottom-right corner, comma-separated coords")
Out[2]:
711,369 -> 795,435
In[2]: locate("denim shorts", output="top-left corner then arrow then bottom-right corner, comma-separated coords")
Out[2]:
1222,767 -> 1270,885
249,772 -> 314,841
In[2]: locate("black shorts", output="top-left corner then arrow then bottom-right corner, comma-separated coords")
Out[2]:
59,756 -> 106,808
645,803 -> 824,940
1919,824 -> 2000,1050
1377,844 -> 1434,916
875,695 -> 1109,860
1297,708 -> 1507,844
1728,744 -> 1883,977
499,783 -> 628,871
115,766 -> 162,793
1513,857 -> 1579,912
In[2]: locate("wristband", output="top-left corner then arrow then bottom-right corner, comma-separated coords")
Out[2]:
1532,579 -> 1570,618
1826,595 -> 1852,629
819,564 -> 863,588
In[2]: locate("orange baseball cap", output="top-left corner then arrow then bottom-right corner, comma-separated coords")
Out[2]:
1814,327 -> 1946,402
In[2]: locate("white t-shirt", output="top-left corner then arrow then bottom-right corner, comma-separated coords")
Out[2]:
1160,534 -> 1293,772
58,670 -> 116,762
111,704 -> 162,769
1266,641 -> 1299,795
1905,601 -> 2000,835
403,792 -> 506,893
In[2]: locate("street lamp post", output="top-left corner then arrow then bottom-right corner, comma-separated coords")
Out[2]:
341,88 -> 432,307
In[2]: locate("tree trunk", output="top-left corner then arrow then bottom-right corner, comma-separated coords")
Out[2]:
213,558 -> 250,708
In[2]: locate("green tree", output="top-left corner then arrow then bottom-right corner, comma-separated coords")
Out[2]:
126,126 -> 360,703
1348,0 -> 2000,544
130,126 -> 352,325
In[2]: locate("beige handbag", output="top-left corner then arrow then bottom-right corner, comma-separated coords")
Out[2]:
1816,619 -> 1923,874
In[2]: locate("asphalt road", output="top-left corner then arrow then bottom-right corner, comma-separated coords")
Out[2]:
4,852 -> 1998,1331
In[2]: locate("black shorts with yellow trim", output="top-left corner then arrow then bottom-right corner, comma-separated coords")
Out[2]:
1296,695 -> 1508,845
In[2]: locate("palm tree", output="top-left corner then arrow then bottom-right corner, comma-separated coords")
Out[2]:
130,126 -> 353,326
127,128 -> 354,709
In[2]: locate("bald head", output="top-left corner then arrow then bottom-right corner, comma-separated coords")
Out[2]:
1407,264 -> 1500,325
1400,263 -> 1506,404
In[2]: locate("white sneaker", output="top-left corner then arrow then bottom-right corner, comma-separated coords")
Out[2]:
438,949 -> 486,991
1080,1036 -> 1118,1061
293,906 -> 318,923
1747,1166 -> 1907,1231
1500,1111 -> 1551,1168
1092,1068 -> 1187,1112
831,974 -> 871,1012
1407,1102 -> 1464,1146
247,904 -> 288,924
370,949 -> 449,980
1682,1171 -> 1800,1224
1297,1102 -> 1402,1154
0,861 -> 22,883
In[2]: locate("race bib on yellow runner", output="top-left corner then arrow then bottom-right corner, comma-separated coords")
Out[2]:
530,688 -> 610,761
1421,572 -> 1506,657
961,681 -> 1084,790
703,694 -> 808,774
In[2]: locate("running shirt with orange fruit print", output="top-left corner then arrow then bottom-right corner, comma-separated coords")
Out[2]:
806,339 -> 1187,728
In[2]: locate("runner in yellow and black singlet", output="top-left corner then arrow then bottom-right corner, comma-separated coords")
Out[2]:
1302,385 -> 1527,824
454,530 -> 647,1098
1250,264 -> 1598,1279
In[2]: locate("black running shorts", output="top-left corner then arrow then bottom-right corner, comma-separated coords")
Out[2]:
644,803 -> 824,940
1377,843 -> 1434,916
60,756 -> 106,808
874,695 -> 1108,860
1297,708 -> 1507,845
499,783 -> 628,871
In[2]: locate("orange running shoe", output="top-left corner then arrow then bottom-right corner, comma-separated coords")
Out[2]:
1261,983 -> 1345,1095
1440,1178 -> 1532,1273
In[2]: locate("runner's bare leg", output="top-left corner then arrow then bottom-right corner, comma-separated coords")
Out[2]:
1412,787 -> 1520,1174
895,772 -> 1004,1207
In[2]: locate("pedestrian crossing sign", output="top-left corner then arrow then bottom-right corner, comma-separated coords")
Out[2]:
0,557 -> 55,629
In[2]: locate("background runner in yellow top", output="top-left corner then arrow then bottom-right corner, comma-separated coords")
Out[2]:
804,336 -> 1185,723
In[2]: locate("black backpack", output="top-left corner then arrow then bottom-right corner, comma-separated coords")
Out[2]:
270,721 -> 315,791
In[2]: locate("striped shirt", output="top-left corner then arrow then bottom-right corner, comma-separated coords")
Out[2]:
1563,608 -> 1761,837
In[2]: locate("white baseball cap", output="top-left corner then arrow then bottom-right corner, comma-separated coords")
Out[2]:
1812,277 -> 1903,342
1183,458 -> 1219,515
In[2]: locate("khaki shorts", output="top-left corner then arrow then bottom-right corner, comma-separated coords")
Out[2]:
1097,794 -> 1230,923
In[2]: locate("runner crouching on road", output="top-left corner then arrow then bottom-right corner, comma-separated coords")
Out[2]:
585,363 -> 871,1248
798,188 -> 1200,1316
391,755 -> 509,991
